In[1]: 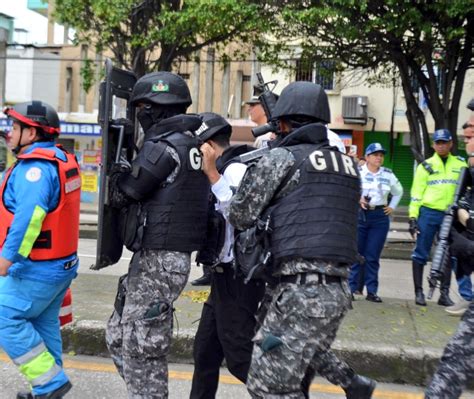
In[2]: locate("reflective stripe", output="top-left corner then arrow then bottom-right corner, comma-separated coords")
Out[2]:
13,343 -> 47,366
427,179 -> 458,185
18,350 -> 60,385
59,305 -> 72,317
30,363 -> 62,386
18,205 -> 47,257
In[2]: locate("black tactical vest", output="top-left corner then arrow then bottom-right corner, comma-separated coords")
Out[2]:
270,144 -> 360,264
141,132 -> 210,252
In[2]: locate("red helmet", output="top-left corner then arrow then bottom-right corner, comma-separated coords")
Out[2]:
4,101 -> 60,137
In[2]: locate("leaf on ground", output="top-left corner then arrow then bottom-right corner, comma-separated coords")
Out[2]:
181,289 -> 210,303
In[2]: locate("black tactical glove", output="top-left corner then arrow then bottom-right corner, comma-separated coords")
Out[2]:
408,218 -> 419,239
108,162 -> 133,209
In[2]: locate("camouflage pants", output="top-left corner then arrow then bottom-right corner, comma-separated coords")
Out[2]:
247,279 -> 353,398
425,301 -> 474,399
106,250 -> 190,399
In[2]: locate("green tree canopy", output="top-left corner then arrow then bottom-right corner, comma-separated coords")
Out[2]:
267,0 -> 474,157
55,0 -> 272,77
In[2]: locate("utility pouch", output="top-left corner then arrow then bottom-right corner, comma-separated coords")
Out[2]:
114,274 -> 128,317
121,203 -> 147,252
234,214 -> 272,283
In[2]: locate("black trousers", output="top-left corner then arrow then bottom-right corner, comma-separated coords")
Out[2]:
190,264 -> 265,399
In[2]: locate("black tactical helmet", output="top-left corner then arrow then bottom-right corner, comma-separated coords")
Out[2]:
272,81 -> 330,124
195,112 -> 231,142
130,71 -> 192,108
4,101 -> 60,136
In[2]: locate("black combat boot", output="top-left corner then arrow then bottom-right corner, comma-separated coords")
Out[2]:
191,265 -> 211,286
344,374 -> 376,398
438,269 -> 454,307
17,381 -> 72,399
412,261 -> 427,306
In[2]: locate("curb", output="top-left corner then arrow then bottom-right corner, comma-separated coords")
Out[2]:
60,321 -> 474,389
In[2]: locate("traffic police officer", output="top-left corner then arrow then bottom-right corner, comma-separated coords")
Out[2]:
0,101 -> 80,398
409,129 -> 467,306
349,143 -> 403,302
229,81 -> 376,398
105,72 -> 209,398
190,113 -> 265,398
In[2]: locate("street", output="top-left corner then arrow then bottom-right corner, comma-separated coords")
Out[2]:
2,353 -> 471,399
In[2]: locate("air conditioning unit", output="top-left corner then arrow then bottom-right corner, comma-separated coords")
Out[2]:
342,95 -> 368,124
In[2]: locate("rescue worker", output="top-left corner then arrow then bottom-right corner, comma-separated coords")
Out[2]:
425,118 -> 474,398
190,112 -> 265,398
229,81 -> 376,398
409,129 -> 467,306
105,72 -> 209,398
0,101 -> 80,398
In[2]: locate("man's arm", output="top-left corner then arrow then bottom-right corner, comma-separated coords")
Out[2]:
117,141 -> 177,201
408,164 -> 429,219
228,148 -> 295,230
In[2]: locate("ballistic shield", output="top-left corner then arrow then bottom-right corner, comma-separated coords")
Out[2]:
91,59 -> 137,270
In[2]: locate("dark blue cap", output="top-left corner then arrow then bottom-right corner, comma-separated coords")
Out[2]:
365,142 -> 386,156
433,129 -> 452,142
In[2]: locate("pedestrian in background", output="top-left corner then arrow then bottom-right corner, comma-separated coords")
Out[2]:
105,72 -> 209,398
0,102 -> 80,399
349,143 -> 403,303
409,129 -> 466,306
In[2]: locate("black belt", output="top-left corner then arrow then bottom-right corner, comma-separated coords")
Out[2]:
279,272 -> 342,285
366,205 -> 385,211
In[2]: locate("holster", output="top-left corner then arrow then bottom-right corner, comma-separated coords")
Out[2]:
114,274 -> 128,317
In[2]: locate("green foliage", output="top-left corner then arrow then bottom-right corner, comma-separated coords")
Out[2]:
54,0 -> 272,76
266,0 -> 474,155
80,58 -> 95,93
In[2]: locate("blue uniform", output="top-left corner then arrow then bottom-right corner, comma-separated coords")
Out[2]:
349,165 -> 403,296
0,142 -> 78,396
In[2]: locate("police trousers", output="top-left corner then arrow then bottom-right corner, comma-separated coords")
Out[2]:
425,301 -> 474,398
106,249 -> 190,399
190,263 -> 265,399
246,275 -> 354,398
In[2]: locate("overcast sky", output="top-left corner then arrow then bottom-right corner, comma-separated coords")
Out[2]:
0,0 -> 64,45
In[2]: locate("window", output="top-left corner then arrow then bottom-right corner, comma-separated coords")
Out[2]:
295,59 -> 335,91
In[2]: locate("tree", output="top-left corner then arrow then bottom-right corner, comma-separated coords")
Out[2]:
54,0 -> 272,78
268,0 -> 474,157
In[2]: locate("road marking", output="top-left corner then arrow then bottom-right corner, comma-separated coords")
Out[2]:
0,353 -> 423,398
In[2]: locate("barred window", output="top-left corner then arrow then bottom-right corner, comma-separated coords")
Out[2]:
295,59 -> 335,90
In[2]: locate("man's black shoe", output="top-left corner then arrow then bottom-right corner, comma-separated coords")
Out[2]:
415,291 -> 427,306
366,293 -> 382,303
190,274 -> 211,286
344,375 -> 376,398
18,381 -> 72,399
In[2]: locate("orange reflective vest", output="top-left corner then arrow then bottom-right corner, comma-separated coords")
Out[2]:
0,146 -> 81,260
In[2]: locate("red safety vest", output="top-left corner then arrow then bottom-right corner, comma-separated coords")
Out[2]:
0,146 -> 81,260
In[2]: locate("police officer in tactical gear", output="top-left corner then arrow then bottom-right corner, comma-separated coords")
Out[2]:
229,81 -> 376,398
190,113 -> 265,398
105,71 -> 209,398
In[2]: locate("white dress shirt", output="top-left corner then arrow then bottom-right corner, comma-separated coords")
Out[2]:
211,162 -> 247,263
359,164 -> 403,209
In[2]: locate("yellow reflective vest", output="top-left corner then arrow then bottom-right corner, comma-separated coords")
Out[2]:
409,153 -> 467,219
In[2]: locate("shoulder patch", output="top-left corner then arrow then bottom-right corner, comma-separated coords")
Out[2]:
25,167 -> 42,182
382,167 -> 393,174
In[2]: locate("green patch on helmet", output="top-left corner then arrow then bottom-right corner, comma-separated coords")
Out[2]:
152,80 -> 170,92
